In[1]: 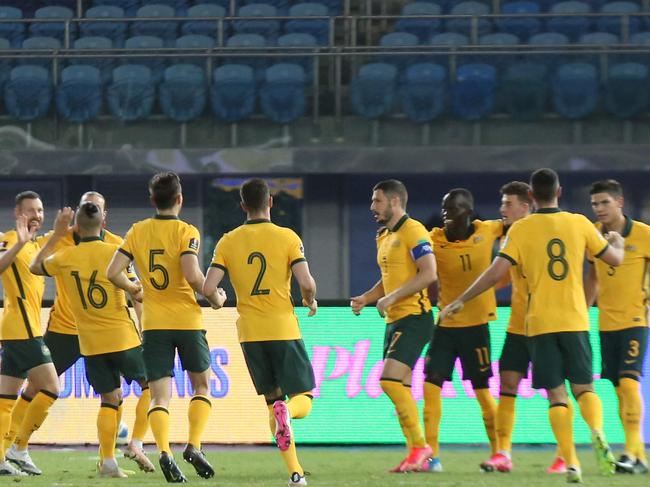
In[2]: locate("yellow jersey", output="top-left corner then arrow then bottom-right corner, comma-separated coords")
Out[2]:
376,215 -> 433,323
42,238 -> 141,356
500,234 -> 528,335
40,229 -> 124,335
119,215 -> 202,331
589,218 -> 650,331
211,219 -> 306,342
0,231 -> 45,340
499,208 -> 609,336
433,220 -> 503,327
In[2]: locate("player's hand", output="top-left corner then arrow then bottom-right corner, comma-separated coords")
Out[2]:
376,295 -> 395,318
215,288 -> 227,308
303,298 -> 317,317
53,207 -> 74,237
129,282 -> 143,303
604,230 -> 624,249
15,214 -> 34,244
350,295 -> 367,315
439,300 -> 463,321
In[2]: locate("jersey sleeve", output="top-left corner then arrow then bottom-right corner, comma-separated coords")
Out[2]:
181,225 -> 201,257
583,217 -> 609,259
406,224 -> 434,261
118,226 -> 135,261
42,250 -> 63,277
0,231 -> 16,253
497,225 -> 521,265
490,219 -> 505,238
210,235 -> 228,272
287,230 -> 306,267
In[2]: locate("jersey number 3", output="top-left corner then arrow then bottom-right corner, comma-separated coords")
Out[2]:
248,252 -> 270,296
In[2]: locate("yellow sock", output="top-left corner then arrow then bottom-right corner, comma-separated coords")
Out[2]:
3,393 -> 31,451
380,379 -> 425,448
148,407 -> 171,454
98,403 -> 118,461
398,385 -> 414,450
576,390 -> 603,432
188,395 -> 211,450
476,388 -> 498,455
423,383 -> 442,457
615,386 -> 624,423
287,393 -> 312,419
496,394 -> 516,453
132,388 -> 151,441
549,403 -> 579,467
15,390 -> 57,450
267,404 -> 303,476
618,378 -> 643,460
0,395 -> 17,460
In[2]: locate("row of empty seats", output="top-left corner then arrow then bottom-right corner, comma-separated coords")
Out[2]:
391,0 -> 647,14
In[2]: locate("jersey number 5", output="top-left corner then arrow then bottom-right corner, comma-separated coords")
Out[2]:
71,270 -> 108,309
149,249 -> 170,290
248,252 -> 270,296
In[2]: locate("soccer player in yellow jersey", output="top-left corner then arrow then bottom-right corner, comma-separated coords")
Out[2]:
440,168 -> 624,483
0,192 -> 59,477
30,202 -> 146,478
350,180 -> 437,473
204,178 -> 318,487
421,188 -> 503,473
107,172 -> 226,483
584,179 -> 650,474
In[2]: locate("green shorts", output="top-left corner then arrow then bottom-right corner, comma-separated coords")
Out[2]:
383,311 -> 434,369
43,330 -> 81,376
0,338 -> 53,379
499,332 -> 531,375
425,324 -> 492,382
142,329 -> 211,382
240,339 -> 315,397
528,331 -> 593,390
85,346 -> 147,394
600,327 -> 648,386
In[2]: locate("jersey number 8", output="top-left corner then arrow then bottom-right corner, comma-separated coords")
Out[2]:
546,238 -> 568,281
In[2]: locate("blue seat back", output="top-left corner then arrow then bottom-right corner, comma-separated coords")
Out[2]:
284,3 -> 329,45
108,63 -> 156,120
260,63 -> 306,123
0,6 -> 25,48
82,6 -> 127,47
5,64 -> 53,120
395,3 -> 442,44
234,4 -> 280,41
277,33 -> 317,81
380,32 -> 420,70
605,61 -> 649,118
182,4 -> 226,39
446,1 -> 492,36
597,1 -> 641,36
93,0 -> 141,16
211,63 -> 256,122
350,63 -> 398,119
132,4 -> 178,45
452,62 -> 497,119
502,61 -> 548,120
125,35 -> 165,81
31,6 -> 75,43
71,36 -> 115,83
552,62 -> 598,118
497,1 -> 541,40
226,34 -> 268,81
141,0 -> 188,16
160,62 -> 207,121
401,62 -> 447,122
547,1 -> 591,40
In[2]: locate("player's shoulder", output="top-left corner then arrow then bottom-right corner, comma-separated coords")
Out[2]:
0,230 -> 17,249
475,218 -> 504,236
102,229 -> 124,245
403,217 -> 427,233
430,226 -> 444,241
630,219 -> 650,235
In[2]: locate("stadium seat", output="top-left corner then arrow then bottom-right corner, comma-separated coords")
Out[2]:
56,65 -> 103,122
527,31 -> 570,67
81,6 -> 128,48
604,62 -> 648,118
452,63 -> 496,119
284,3 -> 330,46
311,0 -> 342,15
160,63 -> 207,122
194,0 -> 230,10
21,37 -> 61,70
478,33 -> 519,69
400,62 -> 447,122
446,1 -> 492,38
0,6 -> 25,49
181,4 -> 227,41
350,63 -> 398,119
546,1 -> 591,41
578,32 -> 620,65
71,36 -> 115,84
501,61 -> 548,120
30,6 -> 76,45
429,32 -> 470,67
226,34 -> 268,82
380,32 -> 420,71
234,4 -> 280,42
4,65 -> 53,121
175,34 -> 215,67
627,31 -> 650,64
107,64 -> 156,120
210,64 -> 257,121
394,2 -> 443,44
131,4 -> 178,46
124,36 -> 166,82
141,0 -> 188,16
597,1 -> 641,37
242,0 -> 291,15
92,0 -> 141,16
260,63 -> 306,123
552,62 -> 598,119
0,38 -> 11,91
277,33 -> 317,82
497,1 -> 542,40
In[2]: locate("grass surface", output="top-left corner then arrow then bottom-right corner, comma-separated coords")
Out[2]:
12,446 -> 650,486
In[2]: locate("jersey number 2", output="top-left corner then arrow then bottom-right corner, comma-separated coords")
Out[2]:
248,252 -> 270,296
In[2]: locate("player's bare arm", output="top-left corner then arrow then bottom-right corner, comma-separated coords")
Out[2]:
107,250 -> 135,290
584,262 -> 598,308
201,265 -> 228,310
599,231 -> 624,266
292,260 -> 317,316
0,215 -> 39,275
350,279 -> 385,315
29,207 -> 74,275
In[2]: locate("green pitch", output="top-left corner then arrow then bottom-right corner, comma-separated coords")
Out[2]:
16,447 -> 650,486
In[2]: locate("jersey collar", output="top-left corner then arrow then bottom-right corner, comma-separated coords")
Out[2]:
79,236 -> 102,243
154,214 -> 179,220
388,214 -> 409,232
536,207 -> 562,214
74,228 -> 105,244
245,219 -> 270,225
601,215 -> 633,238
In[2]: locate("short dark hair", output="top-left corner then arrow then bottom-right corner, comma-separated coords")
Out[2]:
76,202 -> 102,231
447,188 -> 474,209
15,191 -> 40,207
530,168 -> 559,203
149,172 -> 181,210
589,179 -> 623,198
79,191 -> 106,210
240,178 -> 270,212
373,179 -> 408,208
500,181 -> 532,205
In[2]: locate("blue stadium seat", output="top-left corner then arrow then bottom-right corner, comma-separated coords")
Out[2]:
56,65 -> 103,122
81,6 -> 128,48
0,39 -> 11,91
497,1 -> 541,40
242,0 -> 291,15
234,4 -> 280,42
260,63 -> 306,123
182,4 -> 227,40
125,36 -> 166,82
4,65 -> 53,121
107,64 -> 155,120
502,62 -> 548,120
226,34 -> 268,82
552,62 -> 598,118
350,63 -> 398,119
210,64 -> 256,121
175,34 -> 214,67
141,0 -> 188,16
400,62 -> 447,122
627,31 -> 650,64
446,1 -> 492,38
71,36 -> 115,84
30,6 -> 76,45
395,3 -> 443,44
605,62 -> 648,118
160,63 -> 207,121
452,63 -> 496,119
310,0 -> 342,15
380,32 -> 420,71
92,0 -> 141,16
284,3 -> 330,46
547,1 -> 591,41
429,32 -> 470,67
0,6 -> 25,49
131,4 -> 178,46
528,31 -> 570,67
21,37 -> 61,70
578,32 -> 620,65
478,33 -> 519,69
598,1 -> 641,37
194,0 -> 230,10
277,33 -> 317,81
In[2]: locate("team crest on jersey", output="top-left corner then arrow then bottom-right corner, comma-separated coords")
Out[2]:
473,235 -> 484,244
391,239 -> 401,248
625,244 -> 637,252
299,244 -> 305,255
188,238 -> 199,250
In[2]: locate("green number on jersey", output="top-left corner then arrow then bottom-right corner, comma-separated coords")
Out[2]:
71,270 -> 108,309
149,249 -> 170,290
248,252 -> 270,296
546,238 -> 568,281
